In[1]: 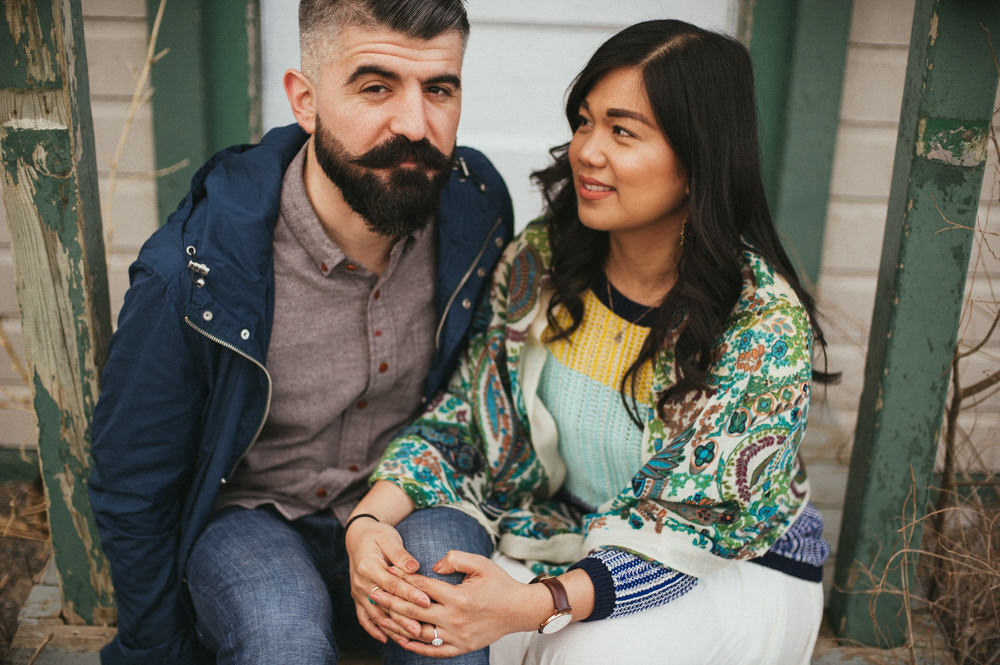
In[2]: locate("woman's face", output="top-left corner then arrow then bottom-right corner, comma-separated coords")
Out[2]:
568,67 -> 689,238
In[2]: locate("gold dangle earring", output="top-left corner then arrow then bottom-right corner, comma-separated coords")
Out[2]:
680,215 -> 689,250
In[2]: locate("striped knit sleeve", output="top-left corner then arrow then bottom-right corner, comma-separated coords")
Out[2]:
569,548 -> 698,621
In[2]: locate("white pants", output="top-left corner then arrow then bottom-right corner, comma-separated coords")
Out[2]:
490,554 -> 823,665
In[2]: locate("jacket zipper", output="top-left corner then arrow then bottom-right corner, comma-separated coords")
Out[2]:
184,316 -> 272,480
434,213 -> 506,350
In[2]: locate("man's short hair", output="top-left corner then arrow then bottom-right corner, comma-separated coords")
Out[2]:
299,0 -> 470,79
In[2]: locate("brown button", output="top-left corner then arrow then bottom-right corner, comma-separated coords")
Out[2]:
374,330 -> 383,337
346,263 -> 357,271
373,289 -> 381,300
378,362 -> 389,373
320,262 -> 329,273
357,400 -> 368,409
315,488 -> 328,498
348,464 -> 360,472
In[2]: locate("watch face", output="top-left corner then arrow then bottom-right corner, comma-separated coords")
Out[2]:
541,611 -> 573,634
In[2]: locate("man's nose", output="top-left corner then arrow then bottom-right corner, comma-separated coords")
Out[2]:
388,88 -> 429,142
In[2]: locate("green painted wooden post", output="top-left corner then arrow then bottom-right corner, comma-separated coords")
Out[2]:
146,0 -> 261,222
0,0 -> 116,625
827,0 -> 999,647
742,0 -> 798,208
768,0 -> 853,288
743,0 -> 853,287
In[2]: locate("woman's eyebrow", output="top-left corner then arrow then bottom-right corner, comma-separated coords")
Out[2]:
579,98 -> 653,126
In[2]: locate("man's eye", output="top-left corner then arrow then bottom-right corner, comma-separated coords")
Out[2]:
426,86 -> 453,97
362,84 -> 389,94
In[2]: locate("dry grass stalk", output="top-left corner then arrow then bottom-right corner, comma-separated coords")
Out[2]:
102,0 -> 170,251
2,494 -> 49,544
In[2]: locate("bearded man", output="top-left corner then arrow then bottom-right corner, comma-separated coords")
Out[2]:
88,2 -> 512,664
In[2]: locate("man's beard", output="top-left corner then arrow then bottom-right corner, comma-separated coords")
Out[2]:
313,116 -> 454,238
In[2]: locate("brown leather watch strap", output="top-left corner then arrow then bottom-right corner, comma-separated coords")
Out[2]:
532,575 -> 571,613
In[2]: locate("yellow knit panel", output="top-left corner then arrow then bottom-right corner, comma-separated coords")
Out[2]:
546,290 -> 653,400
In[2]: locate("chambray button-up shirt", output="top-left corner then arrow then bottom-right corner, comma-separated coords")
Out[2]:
216,145 -> 437,524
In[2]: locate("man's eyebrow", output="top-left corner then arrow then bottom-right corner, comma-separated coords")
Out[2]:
345,65 -> 461,90
345,64 -> 400,86
425,74 -> 461,90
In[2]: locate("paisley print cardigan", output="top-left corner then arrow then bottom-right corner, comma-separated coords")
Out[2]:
372,220 -> 813,579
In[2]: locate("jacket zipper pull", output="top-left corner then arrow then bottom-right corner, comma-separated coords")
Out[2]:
186,245 -> 210,288
454,156 -> 488,192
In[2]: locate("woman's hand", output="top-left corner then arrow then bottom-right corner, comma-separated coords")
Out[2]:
373,550 -> 553,657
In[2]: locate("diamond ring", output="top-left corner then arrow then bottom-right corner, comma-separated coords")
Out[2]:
431,624 -> 443,647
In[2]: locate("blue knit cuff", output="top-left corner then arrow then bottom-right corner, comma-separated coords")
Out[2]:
568,556 -> 616,621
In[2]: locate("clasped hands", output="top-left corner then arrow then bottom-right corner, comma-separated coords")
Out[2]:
346,518 -> 543,657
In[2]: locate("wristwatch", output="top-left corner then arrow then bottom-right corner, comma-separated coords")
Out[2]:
530,574 -> 573,634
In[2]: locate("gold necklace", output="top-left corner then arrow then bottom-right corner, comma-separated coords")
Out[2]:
605,278 -> 655,344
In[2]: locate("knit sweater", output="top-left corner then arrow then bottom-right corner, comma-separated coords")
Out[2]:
373,219 -> 822,608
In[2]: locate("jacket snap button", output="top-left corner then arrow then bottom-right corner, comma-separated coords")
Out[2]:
202,310 -> 213,321
240,329 -> 250,340
494,236 -> 503,248
461,298 -> 472,310
476,267 -> 487,278
219,477 -> 227,485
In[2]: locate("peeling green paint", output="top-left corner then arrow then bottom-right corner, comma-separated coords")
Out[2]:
2,0 -> 115,626
0,0 -> 62,89
828,0 -> 1000,648
33,373 -> 115,625
916,117 -> 988,167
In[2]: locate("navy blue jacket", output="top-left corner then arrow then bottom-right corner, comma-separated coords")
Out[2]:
89,124 -> 513,665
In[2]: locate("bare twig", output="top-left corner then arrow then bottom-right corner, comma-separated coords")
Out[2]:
103,0 -> 169,249
0,316 -> 30,387
25,632 -> 53,665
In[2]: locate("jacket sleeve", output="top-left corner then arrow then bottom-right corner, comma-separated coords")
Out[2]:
89,265 -> 210,665
582,298 -> 814,578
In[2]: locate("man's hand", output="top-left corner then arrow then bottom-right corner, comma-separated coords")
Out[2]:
345,514 -> 431,643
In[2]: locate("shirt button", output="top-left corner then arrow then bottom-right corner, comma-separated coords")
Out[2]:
373,289 -> 381,300
348,464 -> 360,472
461,298 -> 472,309
476,267 -> 487,278
374,330 -> 382,337
320,263 -> 329,273
346,263 -> 357,271
316,488 -> 328,498
240,329 -> 250,340
202,310 -> 213,321
378,362 -> 389,373
357,400 -> 368,409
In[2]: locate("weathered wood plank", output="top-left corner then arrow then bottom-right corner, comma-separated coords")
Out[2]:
0,0 -> 115,625
827,0 -> 1000,647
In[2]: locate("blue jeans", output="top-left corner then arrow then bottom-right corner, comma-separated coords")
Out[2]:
186,505 -> 491,665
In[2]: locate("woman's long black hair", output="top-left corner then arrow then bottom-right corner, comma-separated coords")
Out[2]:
533,20 -> 836,425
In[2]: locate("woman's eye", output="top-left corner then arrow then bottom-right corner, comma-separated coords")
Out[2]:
613,125 -> 635,138
575,114 -> 592,129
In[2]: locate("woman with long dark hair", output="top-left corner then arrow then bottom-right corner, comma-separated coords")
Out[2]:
345,19 -> 833,664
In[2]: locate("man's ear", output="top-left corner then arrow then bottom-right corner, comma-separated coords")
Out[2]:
284,68 -> 317,135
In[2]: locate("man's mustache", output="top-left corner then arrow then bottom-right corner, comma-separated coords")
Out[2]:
352,136 -> 453,171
